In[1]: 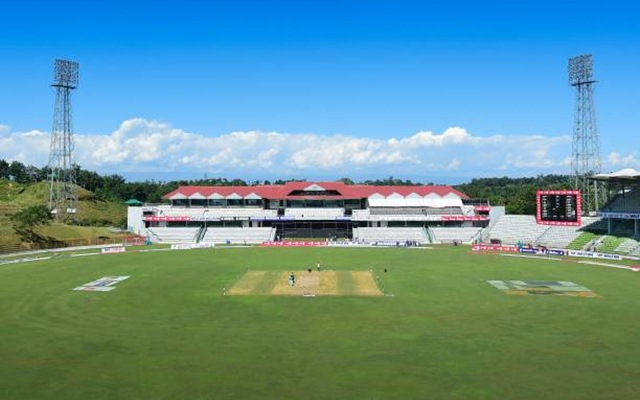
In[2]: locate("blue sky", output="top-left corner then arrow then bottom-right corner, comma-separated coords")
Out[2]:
1,0 -> 639,183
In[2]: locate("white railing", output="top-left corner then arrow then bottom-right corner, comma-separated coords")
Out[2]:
284,208 -> 345,220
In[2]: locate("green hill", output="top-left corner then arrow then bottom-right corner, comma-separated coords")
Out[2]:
0,179 -> 130,252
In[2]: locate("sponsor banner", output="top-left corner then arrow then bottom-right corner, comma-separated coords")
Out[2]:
101,246 -> 126,254
370,241 -> 411,246
143,216 -> 190,222
475,244 -> 568,257
261,241 -> 328,247
193,242 -> 214,249
597,212 -> 640,220
328,241 -> 360,247
189,216 -> 222,221
518,247 -> 566,256
71,253 -> 100,258
567,250 -> 622,261
73,276 -> 130,292
441,215 -> 489,221
536,219 -> 581,227
170,243 -> 215,250
472,244 -> 519,253
475,244 -> 626,261
519,247 -> 539,254
0,256 -> 53,266
171,243 -> 193,250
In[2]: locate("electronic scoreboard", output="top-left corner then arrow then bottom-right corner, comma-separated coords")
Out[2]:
536,190 -> 581,226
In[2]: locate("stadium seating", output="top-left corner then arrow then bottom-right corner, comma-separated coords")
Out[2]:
614,238 -> 640,254
534,226 -> 584,249
430,227 -> 482,244
486,215 -> 549,245
630,243 -> 640,257
486,215 -> 608,248
201,227 -> 275,244
147,227 -> 200,243
354,227 -> 428,243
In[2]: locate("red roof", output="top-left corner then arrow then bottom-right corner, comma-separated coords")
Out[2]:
164,181 -> 468,200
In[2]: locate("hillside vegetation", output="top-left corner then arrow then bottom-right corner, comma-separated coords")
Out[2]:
0,179 -> 129,251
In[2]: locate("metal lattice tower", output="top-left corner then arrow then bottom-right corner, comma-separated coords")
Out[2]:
48,59 -> 79,222
568,54 -> 602,215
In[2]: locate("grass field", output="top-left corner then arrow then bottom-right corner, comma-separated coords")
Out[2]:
2,246 -> 640,399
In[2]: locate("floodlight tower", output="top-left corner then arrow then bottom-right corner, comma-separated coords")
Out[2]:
48,59 -> 79,222
568,54 -> 602,215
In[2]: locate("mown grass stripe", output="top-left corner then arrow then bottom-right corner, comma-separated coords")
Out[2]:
336,270 -> 355,295
251,271 -> 282,295
228,271 -> 265,295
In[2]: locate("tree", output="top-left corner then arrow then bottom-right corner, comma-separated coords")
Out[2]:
0,159 -> 9,179
11,205 -> 53,243
454,174 -> 572,214
338,177 -> 355,185
8,161 -> 29,183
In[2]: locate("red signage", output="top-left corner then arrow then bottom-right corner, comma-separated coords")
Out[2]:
441,215 -> 489,221
143,216 -> 190,222
261,241 -> 328,247
472,244 -> 519,253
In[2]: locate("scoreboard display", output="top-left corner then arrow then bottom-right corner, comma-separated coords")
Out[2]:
536,190 -> 582,226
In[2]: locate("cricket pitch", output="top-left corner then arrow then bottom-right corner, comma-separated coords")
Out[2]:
228,270 -> 383,296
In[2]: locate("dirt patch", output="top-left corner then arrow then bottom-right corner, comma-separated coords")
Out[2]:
229,270 -> 381,296
271,270 -> 339,296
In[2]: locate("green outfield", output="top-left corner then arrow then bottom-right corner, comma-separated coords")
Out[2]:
2,246 -> 640,399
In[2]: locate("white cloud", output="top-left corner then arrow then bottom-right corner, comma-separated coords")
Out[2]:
0,118 -> 579,179
607,151 -> 638,168
447,158 -> 461,170
0,128 -> 50,165
390,127 -> 481,148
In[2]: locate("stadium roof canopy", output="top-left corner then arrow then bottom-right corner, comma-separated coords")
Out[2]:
591,168 -> 640,183
164,181 -> 468,201
368,197 -> 464,208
